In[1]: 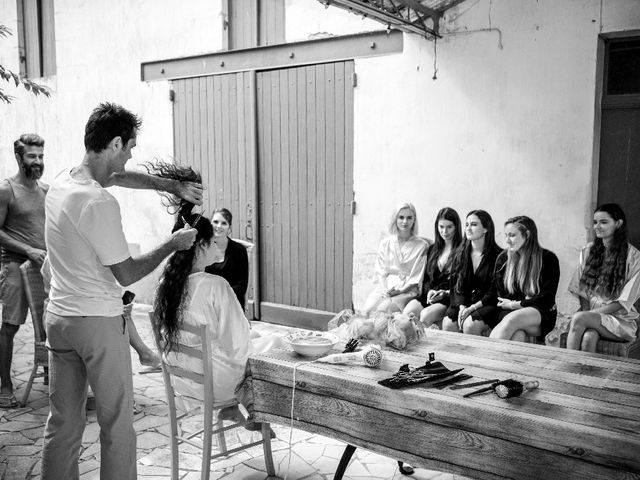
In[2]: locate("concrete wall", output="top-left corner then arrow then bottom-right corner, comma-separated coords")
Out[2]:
0,0 -> 225,302
348,0 -> 640,313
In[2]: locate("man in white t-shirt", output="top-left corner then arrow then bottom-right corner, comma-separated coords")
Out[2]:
41,102 -> 199,480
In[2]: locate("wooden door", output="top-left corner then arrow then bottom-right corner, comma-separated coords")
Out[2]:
598,106 -> 640,247
597,37 -> 640,248
172,72 -> 259,316
256,61 -> 355,328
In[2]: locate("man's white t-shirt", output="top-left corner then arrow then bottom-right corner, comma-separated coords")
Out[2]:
45,170 -> 130,317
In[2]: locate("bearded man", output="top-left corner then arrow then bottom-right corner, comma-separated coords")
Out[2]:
0,134 -> 47,408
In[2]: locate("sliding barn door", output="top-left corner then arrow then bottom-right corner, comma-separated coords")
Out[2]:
256,61 -> 354,328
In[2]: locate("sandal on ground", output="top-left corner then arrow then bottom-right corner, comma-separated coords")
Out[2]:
398,461 -> 415,475
0,394 -> 19,409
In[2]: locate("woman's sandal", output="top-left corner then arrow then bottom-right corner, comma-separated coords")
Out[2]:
0,394 -> 19,409
398,461 -> 415,475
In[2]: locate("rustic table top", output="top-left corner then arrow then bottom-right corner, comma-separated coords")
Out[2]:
244,329 -> 640,480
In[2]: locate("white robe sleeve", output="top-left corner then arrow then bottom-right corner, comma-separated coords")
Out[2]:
614,246 -> 640,314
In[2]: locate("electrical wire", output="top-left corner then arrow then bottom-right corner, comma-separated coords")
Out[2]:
283,360 -> 318,480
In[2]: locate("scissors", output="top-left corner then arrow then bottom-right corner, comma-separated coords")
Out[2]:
181,211 -> 203,228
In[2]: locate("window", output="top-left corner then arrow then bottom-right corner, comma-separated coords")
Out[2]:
605,37 -> 640,96
16,0 -> 56,78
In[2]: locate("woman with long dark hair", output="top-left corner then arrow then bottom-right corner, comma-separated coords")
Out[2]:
489,216 -> 560,342
403,207 -> 462,328
442,210 -> 501,335
151,163 -> 279,424
204,208 -> 249,311
363,202 -> 430,316
566,203 -> 640,351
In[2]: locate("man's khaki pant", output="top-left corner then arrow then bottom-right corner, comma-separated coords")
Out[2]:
41,312 -> 136,480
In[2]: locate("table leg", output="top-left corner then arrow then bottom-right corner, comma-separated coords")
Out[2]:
334,444 -> 357,480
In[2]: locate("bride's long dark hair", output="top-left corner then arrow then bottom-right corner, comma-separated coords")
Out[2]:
147,161 -> 211,353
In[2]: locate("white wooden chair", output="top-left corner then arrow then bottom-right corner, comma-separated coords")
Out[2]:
148,311 -> 277,480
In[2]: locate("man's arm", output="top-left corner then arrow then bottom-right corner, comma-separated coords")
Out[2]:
0,184 -> 46,263
109,226 -> 197,286
106,170 -> 203,205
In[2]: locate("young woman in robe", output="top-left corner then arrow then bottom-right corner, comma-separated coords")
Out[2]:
442,210 -> 501,336
488,216 -> 560,342
566,203 -> 640,352
363,202 -> 429,316
403,207 -> 462,328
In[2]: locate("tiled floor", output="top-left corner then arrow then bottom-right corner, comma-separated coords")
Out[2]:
0,304 -> 471,480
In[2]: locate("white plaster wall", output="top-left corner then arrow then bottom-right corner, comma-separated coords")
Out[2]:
0,0 -> 224,302
285,0 -> 380,41
350,0 -> 640,314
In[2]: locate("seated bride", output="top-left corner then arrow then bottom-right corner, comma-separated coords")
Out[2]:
153,193 -> 280,426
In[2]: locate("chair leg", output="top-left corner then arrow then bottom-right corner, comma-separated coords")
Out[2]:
261,422 -> 277,478
215,418 -> 227,454
20,364 -> 38,407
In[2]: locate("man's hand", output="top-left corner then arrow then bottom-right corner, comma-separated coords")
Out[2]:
107,171 -> 203,206
171,226 -> 198,251
26,247 -> 47,265
172,181 -> 203,206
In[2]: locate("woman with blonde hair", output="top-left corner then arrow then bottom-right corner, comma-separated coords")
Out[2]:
567,203 -> 640,351
489,216 -> 560,342
363,202 -> 430,316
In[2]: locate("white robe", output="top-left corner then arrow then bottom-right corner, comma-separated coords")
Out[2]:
374,235 -> 430,293
165,272 -> 277,405
569,243 -> 640,341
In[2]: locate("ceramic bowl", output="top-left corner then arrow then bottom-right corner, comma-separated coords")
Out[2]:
284,331 -> 340,356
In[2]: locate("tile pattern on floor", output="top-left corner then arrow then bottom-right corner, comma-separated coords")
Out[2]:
0,304 -> 472,480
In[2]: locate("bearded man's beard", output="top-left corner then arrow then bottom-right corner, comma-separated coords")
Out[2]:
21,162 -> 44,180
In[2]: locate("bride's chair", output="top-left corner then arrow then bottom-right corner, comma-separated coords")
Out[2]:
149,311 -> 277,480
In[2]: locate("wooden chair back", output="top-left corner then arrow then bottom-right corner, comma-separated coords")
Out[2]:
148,311 -> 276,480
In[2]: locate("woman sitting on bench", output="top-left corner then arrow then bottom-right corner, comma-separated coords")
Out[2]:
442,210 -> 501,335
566,203 -> 640,352
403,207 -> 462,328
363,201 -> 429,316
489,216 -> 560,342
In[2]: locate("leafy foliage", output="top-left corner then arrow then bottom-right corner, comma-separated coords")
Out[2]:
0,24 -> 51,104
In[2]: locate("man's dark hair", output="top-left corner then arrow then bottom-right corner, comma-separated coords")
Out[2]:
84,102 -> 142,152
14,133 -> 45,158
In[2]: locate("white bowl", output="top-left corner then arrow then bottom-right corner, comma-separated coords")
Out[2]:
284,331 -> 340,357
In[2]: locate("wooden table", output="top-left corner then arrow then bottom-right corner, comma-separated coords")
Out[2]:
242,330 -> 640,480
